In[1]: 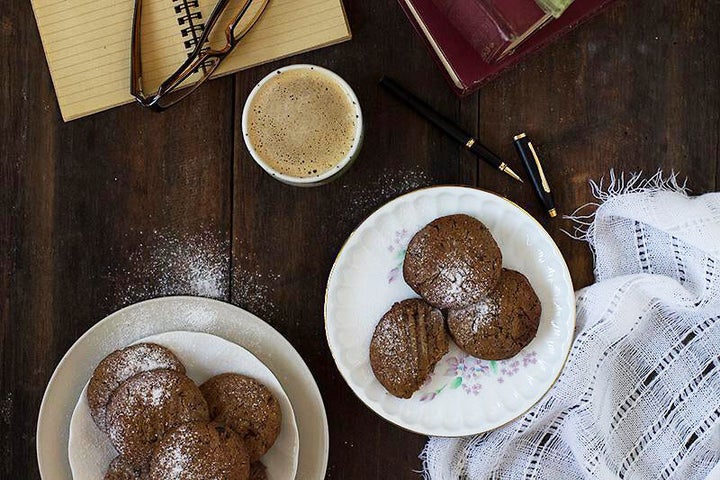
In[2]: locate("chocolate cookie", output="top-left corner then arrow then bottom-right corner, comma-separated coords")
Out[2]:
249,462 -> 267,480
88,343 -> 186,432
200,374 -> 282,462
105,456 -> 148,480
448,269 -> 541,360
403,214 -> 502,309
148,422 -> 250,480
369,298 -> 449,399
106,369 -> 209,467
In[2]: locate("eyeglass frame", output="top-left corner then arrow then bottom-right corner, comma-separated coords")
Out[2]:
130,0 -> 268,111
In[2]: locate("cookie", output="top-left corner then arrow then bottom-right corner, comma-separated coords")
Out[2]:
369,298 -> 449,399
105,456 -> 147,480
106,369 -> 209,467
448,269 -> 541,360
200,374 -> 282,462
249,462 -> 267,480
88,343 -> 186,432
148,422 -> 250,480
403,214 -> 502,309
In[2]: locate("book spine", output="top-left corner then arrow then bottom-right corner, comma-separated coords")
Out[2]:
431,0 -> 514,63
399,0 -> 620,97
398,0 -> 470,95
459,0 -> 619,90
172,0 -> 206,52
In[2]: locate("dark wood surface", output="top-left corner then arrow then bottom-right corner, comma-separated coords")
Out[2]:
1,0 -> 719,478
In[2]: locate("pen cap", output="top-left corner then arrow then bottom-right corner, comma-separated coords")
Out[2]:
513,133 -> 557,217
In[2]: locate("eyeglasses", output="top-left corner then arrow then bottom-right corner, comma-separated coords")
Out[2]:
131,0 -> 269,111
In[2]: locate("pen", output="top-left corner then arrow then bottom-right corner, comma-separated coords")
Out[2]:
380,76 -> 522,183
513,133 -> 557,217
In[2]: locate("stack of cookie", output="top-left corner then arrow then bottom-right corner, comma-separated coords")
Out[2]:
87,343 -> 281,480
370,214 -> 542,399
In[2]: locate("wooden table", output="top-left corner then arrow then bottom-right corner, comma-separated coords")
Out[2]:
1,0 -> 719,478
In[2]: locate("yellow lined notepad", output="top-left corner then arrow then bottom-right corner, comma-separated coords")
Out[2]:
31,0 -> 351,121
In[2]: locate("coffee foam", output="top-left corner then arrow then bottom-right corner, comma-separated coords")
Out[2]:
246,68 -> 358,179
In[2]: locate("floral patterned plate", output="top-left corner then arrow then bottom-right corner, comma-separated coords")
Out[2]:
325,186 -> 575,436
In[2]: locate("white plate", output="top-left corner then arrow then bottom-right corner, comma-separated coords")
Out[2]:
37,297 -> 329,479
325,186 -> 575,437
68,331 -> 299,479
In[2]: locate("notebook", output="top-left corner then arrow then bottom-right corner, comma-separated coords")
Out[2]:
398,0 -> 618,96
31,0 -> 351,121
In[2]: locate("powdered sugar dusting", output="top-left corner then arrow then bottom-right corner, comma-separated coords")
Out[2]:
469,300 -> 499,333
109,229 -> 229,305
110,344 -> 183,382
444,265 -> 471,300
370,299 -> 448,398
1,392 -> 12,426
105,370 -> 208,460
165,440 -> 189,478
157,427 -> 193,478
404,214 -> 502,309
342,167 -> 431,220
68,308 -> 301,480
150,423 -> 246,479
232,247 -> 281,321
149,385 -> 167,406
88,343 -> 186,432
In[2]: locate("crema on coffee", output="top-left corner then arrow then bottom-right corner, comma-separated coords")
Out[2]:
245,68 -> 359,179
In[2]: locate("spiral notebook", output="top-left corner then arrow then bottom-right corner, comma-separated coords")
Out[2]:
31,0 -> 351,121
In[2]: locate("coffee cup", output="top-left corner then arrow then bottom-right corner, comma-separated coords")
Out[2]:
242,64 -> 364,187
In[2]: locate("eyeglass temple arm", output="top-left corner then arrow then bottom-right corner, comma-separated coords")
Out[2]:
224,0 -> 254,49
154,0 -> 235,98
130,0 -> 144,99
131,0 -> 231,101
131,0 -> 259,105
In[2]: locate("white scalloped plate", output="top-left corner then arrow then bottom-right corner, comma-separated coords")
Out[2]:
68,331 -> 299,480
325,186 -> 575,436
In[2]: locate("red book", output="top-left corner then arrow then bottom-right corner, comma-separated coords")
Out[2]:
431,0 -> 552,62
398,0 -> 619,96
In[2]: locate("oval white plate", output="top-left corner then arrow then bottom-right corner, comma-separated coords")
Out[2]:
325,186 -> 575,436
37,297 -> 328,479
68,331 -> 299,479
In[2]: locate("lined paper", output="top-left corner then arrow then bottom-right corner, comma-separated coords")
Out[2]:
30,0 -> 351,121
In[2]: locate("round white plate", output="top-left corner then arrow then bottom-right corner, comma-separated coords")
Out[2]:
68,331 -> 299,479
325,186 -> 575,437
37,297 -> 329,479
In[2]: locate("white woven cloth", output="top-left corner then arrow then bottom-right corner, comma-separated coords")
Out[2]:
422,173 -> 720,480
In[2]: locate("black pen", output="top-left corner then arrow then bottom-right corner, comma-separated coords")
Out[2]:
380,76 -> 522,183
513,133 -> 557,217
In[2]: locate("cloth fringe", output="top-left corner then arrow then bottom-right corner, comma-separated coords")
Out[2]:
564,169 -> 689,243
563,170 -> 689,283
420,171 -> 720,480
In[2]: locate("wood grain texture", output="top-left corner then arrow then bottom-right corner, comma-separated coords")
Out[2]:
230,2 -> 471,478
0,0 -> 719,478
0,0 -> 234,477
474,0 -> 720,289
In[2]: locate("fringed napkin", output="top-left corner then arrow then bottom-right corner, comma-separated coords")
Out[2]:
422,172 -> 720,479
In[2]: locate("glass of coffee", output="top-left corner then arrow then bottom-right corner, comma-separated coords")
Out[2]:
242,64 -> 363,187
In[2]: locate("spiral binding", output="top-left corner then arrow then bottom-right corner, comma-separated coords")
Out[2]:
174,0 -> 200,14
172,0 -> 215,71
173,0 -> 205,50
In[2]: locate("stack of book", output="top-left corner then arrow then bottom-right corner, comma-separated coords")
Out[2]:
399,0 -> 618,96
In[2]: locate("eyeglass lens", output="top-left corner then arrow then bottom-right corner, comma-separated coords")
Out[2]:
133,0 -> 268,108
